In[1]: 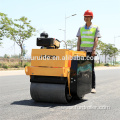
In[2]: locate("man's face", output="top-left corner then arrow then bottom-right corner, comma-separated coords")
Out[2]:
84,16 -> 92,22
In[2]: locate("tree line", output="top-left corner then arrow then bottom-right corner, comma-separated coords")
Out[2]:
0,12 -> 36,66
97,40 -> 120,64
64,39 -> 120,64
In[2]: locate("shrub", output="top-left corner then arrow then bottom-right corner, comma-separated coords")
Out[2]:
104,63 -> 109,66
0,63 -> 2,68
24,62 -> 31,67
3,64 -> 9,69
95,63 -> 100,66
14,64 -> 20,68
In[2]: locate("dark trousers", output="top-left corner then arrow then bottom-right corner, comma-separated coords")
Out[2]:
87,52 -> 96,89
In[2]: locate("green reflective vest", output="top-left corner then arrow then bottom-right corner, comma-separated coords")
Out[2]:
80,25 -> 97,47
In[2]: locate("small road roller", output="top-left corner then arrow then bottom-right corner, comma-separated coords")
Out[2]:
25,32 -> 92,103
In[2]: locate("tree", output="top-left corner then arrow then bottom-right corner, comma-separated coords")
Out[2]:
4,54 -> 9,58
6,16 -> 36,66
23,49 -> 28,56
64,39 -> 77,50
107,44 -> 114,64
97,40 -> 119,64
0,12 -> 12,46
97,40 -> 108,63
11,54 -> 21,58
109,45 -> 119,65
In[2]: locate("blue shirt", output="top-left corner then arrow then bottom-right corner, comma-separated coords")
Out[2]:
85,24 -> 91,29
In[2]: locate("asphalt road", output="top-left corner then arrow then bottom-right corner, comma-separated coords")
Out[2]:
0,69 -> 120,120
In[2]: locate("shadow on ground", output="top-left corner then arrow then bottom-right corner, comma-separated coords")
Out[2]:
11,99 -> 87,108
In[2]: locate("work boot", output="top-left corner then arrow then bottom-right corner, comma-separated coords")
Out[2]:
91,88 -> 96,93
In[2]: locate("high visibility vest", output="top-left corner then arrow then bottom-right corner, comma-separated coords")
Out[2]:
80,25 -> 97,47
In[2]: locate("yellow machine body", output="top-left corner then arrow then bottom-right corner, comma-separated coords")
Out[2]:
25,49 -> 86,96
30,49 -> 86,67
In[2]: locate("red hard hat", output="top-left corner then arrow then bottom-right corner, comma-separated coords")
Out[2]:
84,10 -> 93,18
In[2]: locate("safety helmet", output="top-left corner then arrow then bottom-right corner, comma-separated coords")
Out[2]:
84,10 -> 93,18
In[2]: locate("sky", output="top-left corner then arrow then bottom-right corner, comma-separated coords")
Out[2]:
0,0 -> 120,57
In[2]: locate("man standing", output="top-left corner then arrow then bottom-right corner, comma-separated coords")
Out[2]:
76,10 -> 101,93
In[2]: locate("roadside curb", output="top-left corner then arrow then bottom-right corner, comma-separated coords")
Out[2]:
95,67 -> 120,70
0,70 -> 25,76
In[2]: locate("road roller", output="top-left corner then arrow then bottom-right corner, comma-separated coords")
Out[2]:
25,32 -> 92,103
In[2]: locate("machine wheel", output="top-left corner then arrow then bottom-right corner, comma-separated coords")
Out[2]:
30,82 -> 72,103
74,95 -> 85,100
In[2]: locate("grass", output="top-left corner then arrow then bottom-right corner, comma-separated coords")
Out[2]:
94,63 -> 104,67
24,62 -> 31,67
0,61 -> 119,70
0,62 -> 31,69
95,63 -> 120,67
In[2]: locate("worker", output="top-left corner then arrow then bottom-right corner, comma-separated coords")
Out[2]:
76,10 -> 101,93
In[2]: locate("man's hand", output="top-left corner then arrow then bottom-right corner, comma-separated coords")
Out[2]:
91,50 -> 96,56
92,37 -> 98,56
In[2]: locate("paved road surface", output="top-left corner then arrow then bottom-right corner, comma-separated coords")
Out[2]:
0,68 -> 120,120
